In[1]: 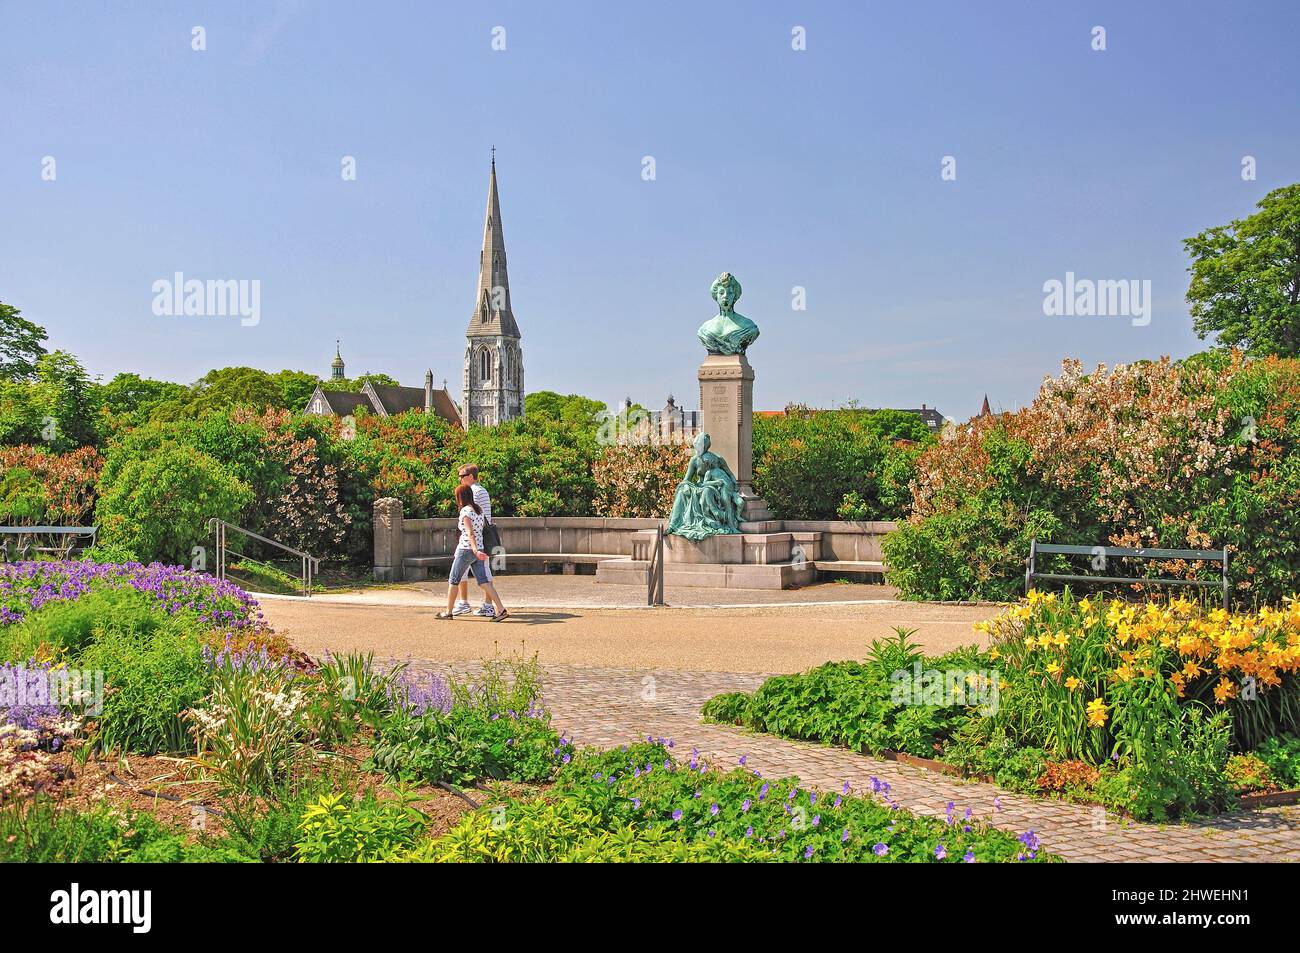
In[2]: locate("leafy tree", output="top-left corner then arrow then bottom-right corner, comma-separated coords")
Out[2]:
94,373 -> 187,419
272,369 -> 320,412
524,391 -> 607,428
1185,184 -> 1300,356
0,351 -> 97,451
0,302 -> 48,380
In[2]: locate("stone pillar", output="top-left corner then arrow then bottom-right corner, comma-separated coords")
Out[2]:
373,497 -> 404,582
698,353 -> 774,526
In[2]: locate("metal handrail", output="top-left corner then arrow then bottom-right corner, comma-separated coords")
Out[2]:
208,518 -> 320,597
647,524 -> 665,607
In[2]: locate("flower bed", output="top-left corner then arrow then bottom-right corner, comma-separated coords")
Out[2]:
0,560 -> 262,629
704,591 -> 1300,821
429,742 -> 1053,863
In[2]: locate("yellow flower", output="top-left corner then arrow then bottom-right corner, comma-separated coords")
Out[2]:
1065,676 -> 1081,691
1086,697 -> 1108,727
1045,661 -> 1061,676
988,647 -> 1000,661
1079,597 -> 1093,614
1213,679 -> 1236,705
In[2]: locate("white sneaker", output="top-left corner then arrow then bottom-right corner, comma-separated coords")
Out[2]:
452,602 -> 473,616
475,603 -> 496,617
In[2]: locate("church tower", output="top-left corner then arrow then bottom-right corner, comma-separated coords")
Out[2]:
463,151 -> 524,427
331,341 -> 346,381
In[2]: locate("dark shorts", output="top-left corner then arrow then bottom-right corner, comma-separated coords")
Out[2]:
450,547 -> 488,585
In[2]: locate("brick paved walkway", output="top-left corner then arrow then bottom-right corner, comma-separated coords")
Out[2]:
397,659 -> 1300,863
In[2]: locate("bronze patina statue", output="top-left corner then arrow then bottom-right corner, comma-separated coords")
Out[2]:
666,432 -> 745,540
697,272 -> 760,356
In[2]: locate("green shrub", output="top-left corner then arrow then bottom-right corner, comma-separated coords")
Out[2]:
752,408 -> 928,521
95,441 -> 252,565
699,692 -> 752,726
75,596 -> 212,754
0,798 -> 207,862
294,786 -> 428,862
702,630 -> 985,758
1,588 -> 161,662
1255,735 -> 1300,788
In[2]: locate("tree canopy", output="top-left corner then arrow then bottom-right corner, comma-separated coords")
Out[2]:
1185,183 -> 1300,357
0,302 -> 49,380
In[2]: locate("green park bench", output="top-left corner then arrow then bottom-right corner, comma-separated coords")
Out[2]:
1025,540 -> 1231,610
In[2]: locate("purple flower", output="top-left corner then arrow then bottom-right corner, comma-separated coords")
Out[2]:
710,802 -> 719,816
739,755 -> 747,766
804,845 -> 815,859
873,843 -> 888,856
758,783 -> 769,801
745,826 -> 753,838
672,809 -> 683,821
841,828 -> 850,843
741,799 -> 752,812
934,843 -> 947,860
963,850 -> 976,863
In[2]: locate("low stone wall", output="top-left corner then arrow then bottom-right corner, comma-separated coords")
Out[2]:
373,497 -> 896,582
781,520 -> 895,562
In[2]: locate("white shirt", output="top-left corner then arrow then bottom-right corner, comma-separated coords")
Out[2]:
472,482 -> 492,523
457,505 -> 484,552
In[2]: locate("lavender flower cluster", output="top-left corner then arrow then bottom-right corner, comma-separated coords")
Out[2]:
0,560 -> 262,630
0,661 -> 83,751
390,669 -> 453,717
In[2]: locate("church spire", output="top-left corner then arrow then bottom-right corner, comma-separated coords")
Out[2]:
468,153 -> 519,338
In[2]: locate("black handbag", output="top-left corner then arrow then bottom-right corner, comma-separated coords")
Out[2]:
482,519 -> 503,553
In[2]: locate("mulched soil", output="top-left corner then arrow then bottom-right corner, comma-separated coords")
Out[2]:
35,743 -> 528,846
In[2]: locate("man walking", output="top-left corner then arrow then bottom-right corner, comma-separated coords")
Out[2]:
453,464 -> 496,617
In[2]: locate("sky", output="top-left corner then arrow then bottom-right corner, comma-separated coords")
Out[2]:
2,0 -> 1297,420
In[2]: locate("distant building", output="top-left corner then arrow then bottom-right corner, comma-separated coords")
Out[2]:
979,394 -> 992,417
331,341 -> 346,381
305,361 -> 462,427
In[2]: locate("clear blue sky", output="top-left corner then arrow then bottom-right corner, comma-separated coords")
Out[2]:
2,0 -> 1296,419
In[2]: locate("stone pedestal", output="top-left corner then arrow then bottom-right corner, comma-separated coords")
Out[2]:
698,353 -> 773,523
373,497 -> 404,582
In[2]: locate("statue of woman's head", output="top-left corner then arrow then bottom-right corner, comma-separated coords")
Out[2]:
710,272 -> 741,311
693,431 -> 711,455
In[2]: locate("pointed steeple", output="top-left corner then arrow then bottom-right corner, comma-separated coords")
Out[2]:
331,340 -> 346,380
467,152 -> 519,338
980,394 -> 992,417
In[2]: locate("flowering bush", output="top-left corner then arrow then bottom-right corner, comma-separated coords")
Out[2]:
593,442 -> 690,518
0,445 -> 102,527
886,352 -> 1300,603
0,560 -> 262,630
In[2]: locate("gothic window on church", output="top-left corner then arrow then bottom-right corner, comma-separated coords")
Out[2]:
480,348 -> 491,382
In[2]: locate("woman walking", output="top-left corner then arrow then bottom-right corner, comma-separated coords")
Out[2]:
436,484 -> 509,622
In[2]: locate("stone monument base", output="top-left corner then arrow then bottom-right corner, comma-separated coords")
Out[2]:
593,527 -> 822,590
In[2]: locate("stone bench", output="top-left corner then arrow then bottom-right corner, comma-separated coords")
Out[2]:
402,552 -> 622,580
812,559 -> 886,577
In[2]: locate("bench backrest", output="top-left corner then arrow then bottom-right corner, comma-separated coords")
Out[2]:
1026,539 -> 1231,609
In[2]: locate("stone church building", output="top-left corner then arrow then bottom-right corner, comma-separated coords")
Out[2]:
305,156 -> 524,429
462,154 -> 524,426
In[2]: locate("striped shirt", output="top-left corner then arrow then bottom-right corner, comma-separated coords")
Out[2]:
472,482 -> 492,523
